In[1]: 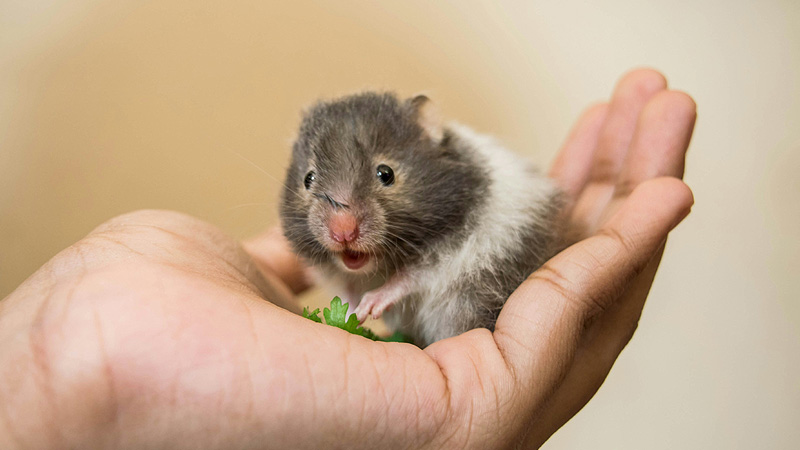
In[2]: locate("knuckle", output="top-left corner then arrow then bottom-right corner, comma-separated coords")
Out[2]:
529,262 -> 610,317
21,276 -> 124,443
592,227 -> 650,292
595,226 -> 635,257
590,155 -> 620,184
613,178 -> 638,199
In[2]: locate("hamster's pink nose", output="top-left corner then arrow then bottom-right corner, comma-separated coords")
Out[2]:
329,213 -> 360,244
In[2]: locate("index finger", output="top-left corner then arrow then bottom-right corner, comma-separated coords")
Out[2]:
493,177 -> 693,401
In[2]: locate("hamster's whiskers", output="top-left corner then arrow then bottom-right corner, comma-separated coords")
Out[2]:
224,201 -> 272,211
384,221 -> 449,244
381,230 -> 421,256
229,149 -> 306,200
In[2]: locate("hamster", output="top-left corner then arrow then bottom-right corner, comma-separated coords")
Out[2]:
280,92 -> 563,346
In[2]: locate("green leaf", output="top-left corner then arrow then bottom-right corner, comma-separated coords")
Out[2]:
342,312 -> 361,334
303,297 -> 415,345
302,306 -> 322,323
323,296 -> 349,327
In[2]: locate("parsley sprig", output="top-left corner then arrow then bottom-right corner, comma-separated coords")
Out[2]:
302,297 -> 411,343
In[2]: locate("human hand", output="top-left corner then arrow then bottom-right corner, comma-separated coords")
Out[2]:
0,68 -> 695,449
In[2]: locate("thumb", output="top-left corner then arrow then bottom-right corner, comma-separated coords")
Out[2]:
494,177 -> 694,401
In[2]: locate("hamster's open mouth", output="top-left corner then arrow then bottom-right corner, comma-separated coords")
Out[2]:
341,249 -> 369,270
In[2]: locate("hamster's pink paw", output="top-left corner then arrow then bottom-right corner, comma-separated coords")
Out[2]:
354,273 -> 415,323
354,289 -> 398,323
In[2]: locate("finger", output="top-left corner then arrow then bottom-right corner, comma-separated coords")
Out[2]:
521,94 -> 697,444
493,177 -> 693,402
590,69 -> 668,184
242,226 -> 311,295
570,69 -> 667,231
616,90 -> 697,197
521,245 -> 666,448
548,103 -> 609,202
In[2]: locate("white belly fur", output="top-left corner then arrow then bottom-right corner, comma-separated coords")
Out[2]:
384,123 -> 559,344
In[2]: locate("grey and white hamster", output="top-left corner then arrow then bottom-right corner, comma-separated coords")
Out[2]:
280,92 -> 562,346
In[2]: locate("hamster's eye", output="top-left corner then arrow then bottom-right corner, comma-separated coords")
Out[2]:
304,171 -> 316,190
376,164 -> 394,186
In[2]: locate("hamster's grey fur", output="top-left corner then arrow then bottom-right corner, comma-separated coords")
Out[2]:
280,92 -> 562,346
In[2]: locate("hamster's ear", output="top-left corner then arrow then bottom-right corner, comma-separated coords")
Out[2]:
410,95 -> 444,143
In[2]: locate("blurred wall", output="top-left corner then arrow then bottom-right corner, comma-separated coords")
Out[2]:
1,0 -> 798,448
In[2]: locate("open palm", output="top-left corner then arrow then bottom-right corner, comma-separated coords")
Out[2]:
0,69 -> 695,449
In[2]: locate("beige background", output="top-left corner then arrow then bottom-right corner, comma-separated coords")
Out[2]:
2,0 -> 798,448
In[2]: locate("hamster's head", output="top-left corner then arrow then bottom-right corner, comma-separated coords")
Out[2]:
280,92 -> 484,276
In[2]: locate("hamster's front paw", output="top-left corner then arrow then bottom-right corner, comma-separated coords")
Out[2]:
353,272 -> 415,323
353,289 -> 395,323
